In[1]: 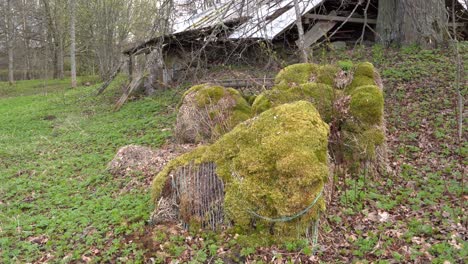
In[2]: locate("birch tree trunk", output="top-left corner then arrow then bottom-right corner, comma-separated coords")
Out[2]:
6,0 -> 14,84
70,0 -> 77,88
293,0 -> 308,63
58,33 -> 64,79
21,0 -> 32,80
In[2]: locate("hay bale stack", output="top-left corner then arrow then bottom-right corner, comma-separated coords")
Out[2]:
144,62 -> 390,247
252,63 -> 341,121
175,84 -> 252,143
153,101 -> 329,244
252,62 -> 389,176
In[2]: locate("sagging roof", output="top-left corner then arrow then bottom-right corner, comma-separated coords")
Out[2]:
124,0 -> 324,54
173,0 -> 323,40
459,0 -> 467,9
124,0 -> 467,55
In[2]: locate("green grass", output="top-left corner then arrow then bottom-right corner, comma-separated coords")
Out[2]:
0,78 -> 178,262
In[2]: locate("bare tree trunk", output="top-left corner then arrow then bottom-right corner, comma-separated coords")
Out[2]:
377,0 -> 398,46
22,0 -> 32,80
293,0 -> 308,63
58,33 -> 64,79
400,0 -> 447,48
42,0 -> 65,79
6,0 -> 14,84
70,0 -> 77,88
377,0 -> 448,48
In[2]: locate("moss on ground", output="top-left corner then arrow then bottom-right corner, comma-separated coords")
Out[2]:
153,101 -> 329,244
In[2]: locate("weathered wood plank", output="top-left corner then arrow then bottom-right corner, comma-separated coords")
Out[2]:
96,60 -> 124,95
203,78 -> 275,88
304,14 -> 378,24
297,21 -> 337,48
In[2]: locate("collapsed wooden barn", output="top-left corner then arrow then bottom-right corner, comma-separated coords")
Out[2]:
119,0 -> 467,94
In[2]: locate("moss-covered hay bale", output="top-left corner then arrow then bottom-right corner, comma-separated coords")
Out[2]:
254,62 -> 388,177
340,82 -> 388,175
274,63 -> 345,91
175,84 -> 252,143
252,83 -> 335,122
345,62 -> 383,93
153,101 -> 329,244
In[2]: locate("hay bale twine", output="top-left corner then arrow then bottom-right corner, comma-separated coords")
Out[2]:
175,84 -> 252,144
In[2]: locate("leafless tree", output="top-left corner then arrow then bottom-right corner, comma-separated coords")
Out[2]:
3,0 -> 15,84
70,0 -> 76,88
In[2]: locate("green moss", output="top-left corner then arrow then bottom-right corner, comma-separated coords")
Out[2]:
251,93 -> 272,115
345,62 -> 377,93
194,85 -> 226,107
274,63 -> 320,90
340,83 -> 385,166
317,65 -> 340,87
153,101 -> 329,243
251,83 -> 335,123
349,85 -> 384,125
221,88 -> 252,135
295,83 -> 335,122
274,63 -> 341,90
178,84 -> 208,109
244,95 -> 257,105
354,62 -> 375,78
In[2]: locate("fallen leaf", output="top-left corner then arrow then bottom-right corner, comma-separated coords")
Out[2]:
378,211 -> 390,222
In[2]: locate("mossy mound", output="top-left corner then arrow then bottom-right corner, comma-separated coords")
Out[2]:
349,85 -> 384,125
274,63 -> 319,90
340,84 -> 386,169
274,63 -> 343,91
252,83 -> 335,122
175,84 -> 252,143
345,62 -> 379,93
316,64 -> 341,87
153,101 -> 329,243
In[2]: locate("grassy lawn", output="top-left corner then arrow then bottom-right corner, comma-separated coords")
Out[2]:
0,78 -> 177,262
0,44 -> 466,263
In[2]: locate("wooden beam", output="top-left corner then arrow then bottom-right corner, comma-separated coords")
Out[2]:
202,78 -> 275,88
297,21 -> 337,48
96,60 -> 124,95
304,14 -> 378,24
128,55 -> 133,82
